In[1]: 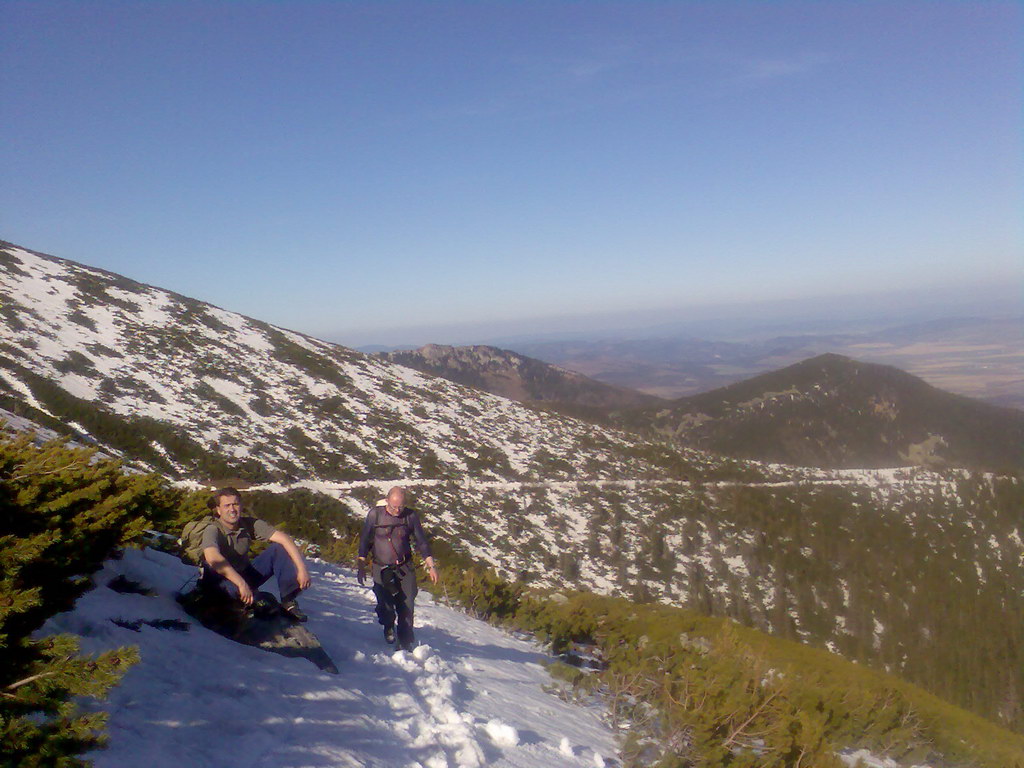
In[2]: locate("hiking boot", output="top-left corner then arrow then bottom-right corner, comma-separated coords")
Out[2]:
384,625 -> 396,644
281,600 -> 308,623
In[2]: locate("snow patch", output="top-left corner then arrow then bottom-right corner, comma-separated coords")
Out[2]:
485,720 -> 520,747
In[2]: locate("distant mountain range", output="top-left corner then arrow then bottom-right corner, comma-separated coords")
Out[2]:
379,343 -> 662,420
503,316 -> 1024,408
1,238 -> 1022,734
625,353 -> 1024,471
378,341 -> 1024,471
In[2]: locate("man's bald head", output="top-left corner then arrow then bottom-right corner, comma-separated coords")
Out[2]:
386,486 -> 406,512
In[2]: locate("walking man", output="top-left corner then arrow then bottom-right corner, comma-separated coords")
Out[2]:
357,486 -> 438,650
201,487 -> 312,621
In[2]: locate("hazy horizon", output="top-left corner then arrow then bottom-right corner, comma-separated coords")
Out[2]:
329,278 -> 1021,349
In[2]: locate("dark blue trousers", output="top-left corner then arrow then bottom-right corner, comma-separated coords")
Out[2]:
204,543 -> 301,603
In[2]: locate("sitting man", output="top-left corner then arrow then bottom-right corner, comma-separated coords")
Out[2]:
357,486 -> 438,650
201,487 -> 312,621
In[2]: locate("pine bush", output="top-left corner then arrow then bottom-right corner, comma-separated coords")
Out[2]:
0,432 -> 162,766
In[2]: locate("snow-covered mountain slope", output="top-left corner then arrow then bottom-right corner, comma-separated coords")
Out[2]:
0,241 -> 719,484
47,548 -> 616,768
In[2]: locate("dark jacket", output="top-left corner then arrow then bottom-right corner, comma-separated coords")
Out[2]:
358,505 -> 432,566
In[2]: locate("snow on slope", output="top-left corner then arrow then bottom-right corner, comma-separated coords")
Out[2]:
42,548 -> 616,768
0,243 -> 718,483
0,405 -> 61,443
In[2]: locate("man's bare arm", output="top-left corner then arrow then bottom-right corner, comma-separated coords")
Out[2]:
203,546 -> 254,604
423,555 -> 439,584
269,530 -> 312,591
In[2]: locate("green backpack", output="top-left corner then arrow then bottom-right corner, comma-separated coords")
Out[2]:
179,516 -> 217,565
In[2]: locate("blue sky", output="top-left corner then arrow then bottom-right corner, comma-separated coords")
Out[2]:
2,1 -> 1020,345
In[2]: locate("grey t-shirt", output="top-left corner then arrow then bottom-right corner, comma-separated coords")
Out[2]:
201,516 -> 277,572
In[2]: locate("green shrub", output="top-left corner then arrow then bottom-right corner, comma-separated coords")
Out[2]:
418,551 -> 1024,767
0,433 -> 165,766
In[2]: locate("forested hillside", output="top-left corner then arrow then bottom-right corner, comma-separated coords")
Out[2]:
623,353 -> 1024,470
380,343 -> 661,420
